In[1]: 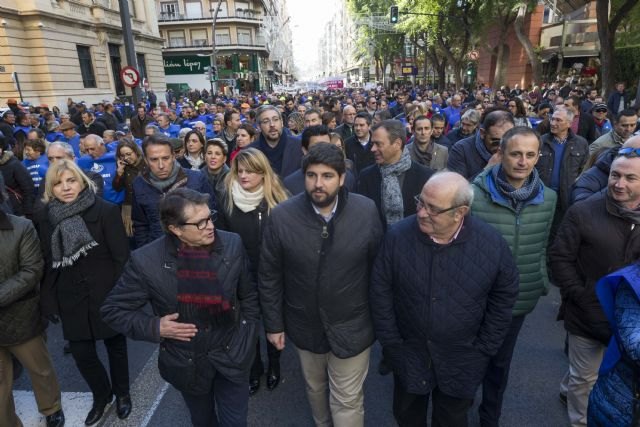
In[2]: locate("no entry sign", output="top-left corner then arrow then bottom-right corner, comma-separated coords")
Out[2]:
120,66 -> 140,88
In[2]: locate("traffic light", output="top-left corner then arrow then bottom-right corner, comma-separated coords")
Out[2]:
466,62 -> 475,76
390,6 -> 399,24
204,66 -> 218,82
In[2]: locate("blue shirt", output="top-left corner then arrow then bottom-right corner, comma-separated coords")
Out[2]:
22,155 -> 48,192
77,151 -> 124,205
550,139 -> 567,191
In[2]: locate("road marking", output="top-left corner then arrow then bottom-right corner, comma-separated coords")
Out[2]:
14,390 -> 94,426
140,382 -> 170,427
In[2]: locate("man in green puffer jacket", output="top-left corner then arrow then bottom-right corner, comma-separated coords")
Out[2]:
471,126 -> 557,427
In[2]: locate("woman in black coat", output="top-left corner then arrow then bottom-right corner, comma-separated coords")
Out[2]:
0,136 -> 34,217
217,148 -> 289,395
37,159 -> 131,426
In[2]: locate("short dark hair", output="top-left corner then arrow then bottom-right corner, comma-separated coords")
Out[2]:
354,111 -> 372,125
224,110 -> 238,127
371,119 -> 407,148
430,113 -> 445,124
567,95 -> 582,108
142,133 -> 173,156
413,116 -> 432,127
499,126 -> 541,152
616,108 -> 638,123
205,138 -> 228,156
301,125 -> 331,150
27,128 -> 45,139
482,109 -> 515,131
159,188 -> 211,233
302,143 -> 346,176
24,138 -> 47,154
304,108 -> 322,119
374,110 -> 391,121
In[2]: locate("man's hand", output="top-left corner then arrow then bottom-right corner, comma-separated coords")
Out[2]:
267,332 -> 285,350
159,313 -> 198,342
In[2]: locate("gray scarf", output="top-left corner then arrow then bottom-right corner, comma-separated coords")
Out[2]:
380,148 -> 412,225
147,160 -> 181,192
606,192 -> 640,224
48,187 -> 97,268
491,165 -> 542,215
408,140 -> 434,168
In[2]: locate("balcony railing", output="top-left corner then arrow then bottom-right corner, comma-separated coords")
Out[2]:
540,18 -> 599,57
163,40 -> 266,49
159,12 -> 262,22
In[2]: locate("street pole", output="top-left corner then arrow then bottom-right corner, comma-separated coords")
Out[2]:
118,0 -> 141,106
210,0 -> 222,98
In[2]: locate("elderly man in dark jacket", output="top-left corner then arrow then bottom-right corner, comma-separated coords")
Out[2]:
260,144 -> 383,427
370,171 -> 519,427
550,148 -> 640,427
132,134 -> 216,247
0,192 -> 65,427
102,188 -> 259,427
357,119 -> 433,229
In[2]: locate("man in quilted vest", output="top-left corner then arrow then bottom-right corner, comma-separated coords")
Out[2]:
471,127 -> 557,427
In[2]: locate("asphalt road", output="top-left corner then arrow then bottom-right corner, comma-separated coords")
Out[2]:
14,287 -> 571,427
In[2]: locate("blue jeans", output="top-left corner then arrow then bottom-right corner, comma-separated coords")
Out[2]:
180,371 -> 248,427
479,314 -> 526,427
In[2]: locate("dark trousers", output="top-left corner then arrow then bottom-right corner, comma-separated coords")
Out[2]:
69,334 -> 130,403
181,372 -> 249,427
393,377 -> 474,427
479,314 -> 526,427
250,333 -> 280,379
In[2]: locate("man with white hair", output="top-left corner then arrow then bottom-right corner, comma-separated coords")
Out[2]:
370,171 -> 519,427
77,134 -> 123,205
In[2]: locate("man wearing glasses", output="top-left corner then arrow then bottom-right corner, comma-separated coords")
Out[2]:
447,110 -> 515,180
550,143 -> 640,427
250,105 -> 302,178
370,171 -> 518,427
471,127 -> 557,427
103,188 -> 258,427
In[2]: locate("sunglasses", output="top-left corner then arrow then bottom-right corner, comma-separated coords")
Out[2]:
618,147 -> 640,158
594,109 -> 607,113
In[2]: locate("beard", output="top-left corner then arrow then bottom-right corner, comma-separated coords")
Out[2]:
308,187 -> 339,208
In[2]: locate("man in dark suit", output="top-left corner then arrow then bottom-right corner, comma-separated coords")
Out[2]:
356,119 -> 433,229
334,105 -> 356,141
564,95 -> 598,144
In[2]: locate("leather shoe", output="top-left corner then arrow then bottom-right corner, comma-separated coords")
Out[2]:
46,409 -> 65,427
249,378 -> 260,395
116,394 -> 132,419
85,395 -> 112,426
266,365 -> 280,390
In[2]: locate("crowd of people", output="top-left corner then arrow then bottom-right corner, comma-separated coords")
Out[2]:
1,79 -> 640,427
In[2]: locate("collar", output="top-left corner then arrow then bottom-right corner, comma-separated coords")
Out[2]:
430,217 -> 465,245
312,195 -> 339,222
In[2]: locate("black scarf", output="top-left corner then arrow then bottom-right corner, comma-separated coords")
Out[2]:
175,243 -> 233,328
48,187 -> 97,268
605,193 -> 640,224
491,165 -> 542,215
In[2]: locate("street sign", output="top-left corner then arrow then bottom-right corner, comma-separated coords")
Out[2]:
468,50 -> 479,60
401,66 -> 418,76
120,66 -> 140,88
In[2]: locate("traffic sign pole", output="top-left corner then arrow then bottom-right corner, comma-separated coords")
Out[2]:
118,0 -> 142,106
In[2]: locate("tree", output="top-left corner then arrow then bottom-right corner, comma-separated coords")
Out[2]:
513,2 -> 542,85
596,0 -> 640,97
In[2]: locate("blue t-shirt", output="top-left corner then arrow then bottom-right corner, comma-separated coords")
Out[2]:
22,155 -> 49,193
550,139 -> 567,191
77,151 -> 124,205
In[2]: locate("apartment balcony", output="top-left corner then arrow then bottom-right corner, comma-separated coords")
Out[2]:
163,39 -> 268,53
539,18 -> 599,60
158,12 -> 263,25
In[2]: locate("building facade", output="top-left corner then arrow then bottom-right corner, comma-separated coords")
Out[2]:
0,0 -> 166,109
157,0 -> 292,94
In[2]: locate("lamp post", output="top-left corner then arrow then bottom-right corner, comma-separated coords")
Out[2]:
210,0 -> 223,97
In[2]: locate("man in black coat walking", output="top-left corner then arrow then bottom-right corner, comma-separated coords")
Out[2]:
370,171 -> 519,427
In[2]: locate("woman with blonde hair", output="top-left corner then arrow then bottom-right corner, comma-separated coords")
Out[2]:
37,159 -> 131,425
217,148 -> 289,395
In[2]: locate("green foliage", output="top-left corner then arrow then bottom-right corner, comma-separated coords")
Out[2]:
613,45 -> 640,89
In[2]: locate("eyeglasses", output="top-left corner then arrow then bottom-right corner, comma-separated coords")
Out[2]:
488,137 -> 502,146
414,195 -> 463,216
618,147 -> 640,158
180,210 -> 217,230
260,117 -> 281,126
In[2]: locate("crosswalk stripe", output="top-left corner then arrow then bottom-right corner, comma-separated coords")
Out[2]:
14,390 -> 94,427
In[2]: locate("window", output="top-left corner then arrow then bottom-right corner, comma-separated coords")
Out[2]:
235,1 -> 250,16
211,1 -> 227,17
136,53 -> 147,80
160,2 -> 179,19
76,45 -> 96,88
237,28 -> 252,45
109,43 -> 126,96
190,29 -> 208,47
184,0 -> 202,18
168,30 -> 186,47
215,28 -> 231,45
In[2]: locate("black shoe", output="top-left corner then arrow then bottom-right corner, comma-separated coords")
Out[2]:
85,395 -> 113,426
46,409 -> 65,427
249,378 -> 260,396
116,394 -> 132,420
266,365 -> 280,391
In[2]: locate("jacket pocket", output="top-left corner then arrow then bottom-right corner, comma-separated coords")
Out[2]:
223,319 -> 257,369
158,343 -> 210,395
